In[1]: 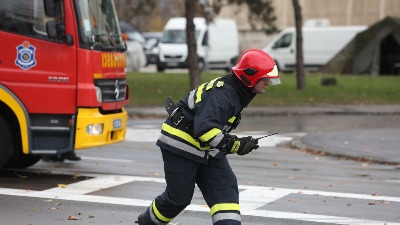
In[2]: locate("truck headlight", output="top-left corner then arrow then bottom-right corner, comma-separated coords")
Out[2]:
86,124 -> 103,135
95,86 -> 102,102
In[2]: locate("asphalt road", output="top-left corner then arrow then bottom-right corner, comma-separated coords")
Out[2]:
1,114 -> 399,225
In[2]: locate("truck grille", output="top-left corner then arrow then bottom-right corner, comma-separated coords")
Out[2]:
94,78 -> 127,102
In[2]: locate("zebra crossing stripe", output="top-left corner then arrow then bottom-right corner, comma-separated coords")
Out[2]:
0,173 -> 398,225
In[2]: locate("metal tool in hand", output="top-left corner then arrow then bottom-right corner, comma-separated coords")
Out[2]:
255,132 -> 278,140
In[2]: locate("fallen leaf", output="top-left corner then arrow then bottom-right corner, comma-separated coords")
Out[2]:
368,202 -> 376,205
148,172 -> 160,176
14,172 -> 28,179
88,215 -> 94,218
58,184 -> 67,188
68,216 -> 80,220
72,174 -> 81,179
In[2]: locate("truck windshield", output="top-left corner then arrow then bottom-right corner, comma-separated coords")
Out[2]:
161,30 -> 201,44
75,0 -> 125,51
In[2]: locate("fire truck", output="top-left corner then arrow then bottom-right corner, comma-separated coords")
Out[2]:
0,0 -> 129,169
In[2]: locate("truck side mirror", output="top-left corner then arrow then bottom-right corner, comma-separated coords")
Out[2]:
46,21 -> 59,39
44,0 -> 73,45
46,21 -> 73,45
44,0 -> 62,18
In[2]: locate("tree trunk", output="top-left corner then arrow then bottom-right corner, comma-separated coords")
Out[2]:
185,0 -> 202,90
292,0 -> 306,90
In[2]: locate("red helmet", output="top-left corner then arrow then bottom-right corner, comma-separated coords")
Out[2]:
232,49 -> 280,87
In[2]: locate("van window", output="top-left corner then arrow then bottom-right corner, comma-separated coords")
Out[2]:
161,29 -> 200,44
202,31 -> 208,46
272,33 -> 293,49
0,0 -> 62,41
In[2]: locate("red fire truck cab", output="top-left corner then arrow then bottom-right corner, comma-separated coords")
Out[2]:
0,0 -> 129,169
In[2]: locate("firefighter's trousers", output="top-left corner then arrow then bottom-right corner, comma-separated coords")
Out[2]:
142,148 -> 241,225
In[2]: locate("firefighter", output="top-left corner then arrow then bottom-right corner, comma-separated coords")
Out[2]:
137,49 -> 280,225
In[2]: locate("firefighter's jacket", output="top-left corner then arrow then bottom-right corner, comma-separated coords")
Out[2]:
157,74 -> 256,164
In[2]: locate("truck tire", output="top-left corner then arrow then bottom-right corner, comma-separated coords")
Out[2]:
6,154 -> 41,169
0,115 -> 13,169
3,115 -> 41,168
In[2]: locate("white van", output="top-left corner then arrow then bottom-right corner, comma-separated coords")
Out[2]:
263,26 -> 367,72
157,17 -> 239,71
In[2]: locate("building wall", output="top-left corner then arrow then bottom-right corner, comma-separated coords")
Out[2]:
215,0 -> 400,52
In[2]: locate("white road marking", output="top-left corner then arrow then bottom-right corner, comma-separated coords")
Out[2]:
0,173 -> 398,225
81,156 -> 132,163
125,128 -> 160,142
125,127 -> 305,147
386,180 -> 400,183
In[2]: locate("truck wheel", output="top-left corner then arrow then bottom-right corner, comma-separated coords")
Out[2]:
0,115 -> 13,169
6,154 -> 42,169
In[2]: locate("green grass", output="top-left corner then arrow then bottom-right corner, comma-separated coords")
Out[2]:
127,71 -> 400,107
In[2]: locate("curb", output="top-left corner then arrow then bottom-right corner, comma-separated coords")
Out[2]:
126,105 -> 400,118
289,138 -> 400,166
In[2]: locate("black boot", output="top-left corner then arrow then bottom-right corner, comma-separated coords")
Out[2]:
136,213 -> 156,225
42,155 -> 65,162
63,152 -> 81,161
42,152 -> 81,162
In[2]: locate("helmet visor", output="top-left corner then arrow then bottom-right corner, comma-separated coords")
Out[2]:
270,78 -> 281,85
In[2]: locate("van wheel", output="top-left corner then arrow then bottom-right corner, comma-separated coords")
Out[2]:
157,63 -> 165,72
0,115 -> 13,169
274,60 -> 282,72
198,59 -> 205,71
225,58 -> 237,72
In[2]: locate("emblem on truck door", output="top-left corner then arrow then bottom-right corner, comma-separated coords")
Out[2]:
114,80 -> 120,100
15,41 -> 37,70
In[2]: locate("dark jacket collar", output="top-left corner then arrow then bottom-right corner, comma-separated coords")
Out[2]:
221,74 -> 256,108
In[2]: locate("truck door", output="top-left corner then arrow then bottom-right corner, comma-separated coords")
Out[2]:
0,0 -> 77,115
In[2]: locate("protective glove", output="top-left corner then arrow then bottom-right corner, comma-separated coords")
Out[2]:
236,136 -> 259,155
222,135 -> 259,155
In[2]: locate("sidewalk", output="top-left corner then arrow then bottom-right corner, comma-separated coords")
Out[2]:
126,105 -> 400,165
126,104 -> 400,118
